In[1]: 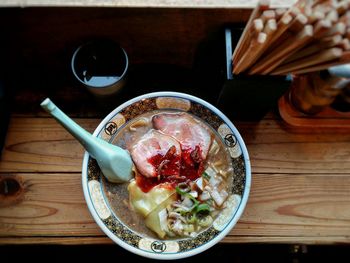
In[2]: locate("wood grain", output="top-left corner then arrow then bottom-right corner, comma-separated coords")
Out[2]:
0,173 -> 103,237
1,173 -> 350,243
1,117 -> 350,174
237,174 -> 350,238
0,118 -> 98,173
1,116 -> 349,244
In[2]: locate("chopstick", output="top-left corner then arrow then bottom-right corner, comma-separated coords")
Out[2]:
260,25 -> 314,74
283,34 -> 342,63
233,19 -> 277,74
233,32 -> 268,74
249,18 -> 311,74
232,0 -> 270,66
232,0 -> 350,76
271,47 -> 343,75
275,8 -> 287,20
288,51 -> 350,74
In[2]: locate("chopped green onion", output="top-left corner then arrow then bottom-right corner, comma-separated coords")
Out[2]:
187,194 -> 199,207
195,203 -> 210,214
176,185 -> 199,207
176,186 -> 188,196
175,184 -> 211,227
198,215 -> 213,227
174,207 -> 190,216
186,213 -> 197,224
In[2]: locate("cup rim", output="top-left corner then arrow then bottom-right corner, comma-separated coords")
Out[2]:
81,91 -> 251,260
71,40 -> 129,89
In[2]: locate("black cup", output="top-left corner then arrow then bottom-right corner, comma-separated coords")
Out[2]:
71,40 -> 128,97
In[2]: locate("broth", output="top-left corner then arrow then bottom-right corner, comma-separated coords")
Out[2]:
102,110 -> 234,239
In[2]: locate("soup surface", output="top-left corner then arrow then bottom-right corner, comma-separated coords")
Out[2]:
102,110 -> 234,239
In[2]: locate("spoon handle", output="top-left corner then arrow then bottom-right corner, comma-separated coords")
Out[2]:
40,98 -> 98,158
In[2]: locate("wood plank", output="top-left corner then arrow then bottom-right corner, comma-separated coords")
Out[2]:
0,0 -> 295,8
1,117 -> 350,174
236,174 -> 350,238
1,173 -> 350,243
239,121 -> 350,174
0,173 -> 103,237
0,118 -> 99,173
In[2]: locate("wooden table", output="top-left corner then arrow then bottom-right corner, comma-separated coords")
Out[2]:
0,0 -> 349,246
1,105 -> 350,245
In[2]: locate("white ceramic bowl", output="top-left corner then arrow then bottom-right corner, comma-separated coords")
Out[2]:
82,91 -> 251,260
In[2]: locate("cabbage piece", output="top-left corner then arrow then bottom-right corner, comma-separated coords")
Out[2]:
145,197 -> 175,239
128,180 -> 175,217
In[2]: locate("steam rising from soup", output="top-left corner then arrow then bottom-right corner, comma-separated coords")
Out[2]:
102,111 -> 233,239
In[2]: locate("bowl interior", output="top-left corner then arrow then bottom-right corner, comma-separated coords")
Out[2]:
82,92 -> 251,259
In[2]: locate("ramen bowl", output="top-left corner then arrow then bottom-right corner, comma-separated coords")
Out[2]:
82,91 -> 251,260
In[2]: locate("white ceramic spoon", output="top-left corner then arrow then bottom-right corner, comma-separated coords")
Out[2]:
41,98 -> 133,183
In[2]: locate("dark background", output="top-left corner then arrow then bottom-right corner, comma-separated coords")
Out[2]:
1,244 -> 350,262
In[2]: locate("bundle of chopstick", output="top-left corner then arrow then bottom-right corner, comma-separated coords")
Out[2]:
232,0 -> 350,75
